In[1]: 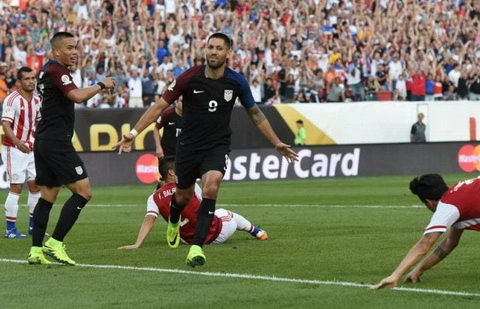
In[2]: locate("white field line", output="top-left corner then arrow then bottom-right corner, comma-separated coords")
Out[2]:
17,203 -> 426,209
0,258 -> 478,297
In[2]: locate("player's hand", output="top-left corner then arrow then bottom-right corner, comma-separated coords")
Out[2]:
275,142 -> 298,163
16,140 -> 31,153
114,133 -> 135,154
405,270 -> 422,283
118,244 -> 139,250
370,275 -> 399,289
101,76 -> 116,89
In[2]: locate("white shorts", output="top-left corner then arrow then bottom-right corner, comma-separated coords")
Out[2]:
211,208 -> 237,244
1,145 -> 36,184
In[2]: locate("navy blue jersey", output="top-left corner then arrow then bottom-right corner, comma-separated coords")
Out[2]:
36,60 -> 78,141
162,65 -> 255,151
155,106 -> 182,157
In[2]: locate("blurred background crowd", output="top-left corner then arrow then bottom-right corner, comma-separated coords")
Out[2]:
0,0 -> 479,107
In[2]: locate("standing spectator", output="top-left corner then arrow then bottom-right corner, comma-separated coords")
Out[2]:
262,77 -> 277,104
410,113 -> 426,143
28,32 -> 116,266
127,69 -> 143,108
346,57 -> 365,101
410,68 -> 427,101
456,69 -> 470,100
425,73 -> 435,101
249,79 -> 262,104
326,76 -> 345,102
2,67 -> 41,238
468,69 -> 480,101
141,68 -> 155,107
294,119 -> 307,146
115,33 -> 297,267
0,71 -> 8,106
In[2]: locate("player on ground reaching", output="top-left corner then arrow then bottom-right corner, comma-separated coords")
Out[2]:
372,174 -> 480,289
118,157 -> 267,249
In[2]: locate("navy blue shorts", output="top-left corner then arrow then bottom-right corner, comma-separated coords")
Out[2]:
175,145 -> 230,189
34,139 -> 88,187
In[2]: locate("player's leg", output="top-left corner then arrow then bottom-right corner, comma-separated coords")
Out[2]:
2,146 -> 28,238
211,209 -> 237,244
230,211 -> 268,240
167,150 -> 197,248
26,154 -> 40,235
4,184 -> 24,238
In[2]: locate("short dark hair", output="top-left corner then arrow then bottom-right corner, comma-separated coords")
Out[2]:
409,174 -> 448,203
17,67 -> 34,80
159,156 -> 175,181
50,31 -> 75,48
296,119 -> 303,124
207,32 -> 233,50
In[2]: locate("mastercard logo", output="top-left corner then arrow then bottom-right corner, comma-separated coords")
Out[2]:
458,145 -> 480,172
135,154 -> 159,184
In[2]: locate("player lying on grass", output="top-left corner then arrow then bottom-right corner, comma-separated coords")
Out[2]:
372,174 -> 480,289
118,157 -> 267,250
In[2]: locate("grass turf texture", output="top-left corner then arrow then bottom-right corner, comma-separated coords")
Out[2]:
1,174 -> 480,308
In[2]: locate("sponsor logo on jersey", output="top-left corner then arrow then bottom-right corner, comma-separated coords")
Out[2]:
61,74 -> 72,85
224,90 -> 233,102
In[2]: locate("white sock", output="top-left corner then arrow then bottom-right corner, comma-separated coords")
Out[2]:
232,212 -> 254,232
28,191 -> 41,217
5,192 -> 20,223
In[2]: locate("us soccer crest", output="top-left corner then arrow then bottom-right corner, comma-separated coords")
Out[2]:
224,90 -> 233,102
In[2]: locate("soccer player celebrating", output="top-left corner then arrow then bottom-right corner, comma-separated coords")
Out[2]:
27,32 -> 115,265
2,67 -> 41,238
116,32 -> 297,267
372,174 -> 480,289
118,157 -> 267,250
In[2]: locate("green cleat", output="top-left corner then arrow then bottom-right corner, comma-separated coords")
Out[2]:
166,219 -> 180,248
42,238 -> 76,266
27,247 -> 51,265
186,245 -> 206,268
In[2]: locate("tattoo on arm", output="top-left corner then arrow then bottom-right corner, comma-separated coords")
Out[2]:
247,106 -> 266,125
433,246 -> 448,260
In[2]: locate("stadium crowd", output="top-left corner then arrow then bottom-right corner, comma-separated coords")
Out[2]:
0,0 -> 479,107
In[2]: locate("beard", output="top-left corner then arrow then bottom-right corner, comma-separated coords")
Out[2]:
206,57 -> 225,69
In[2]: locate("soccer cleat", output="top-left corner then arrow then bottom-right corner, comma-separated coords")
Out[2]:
186,245 -> 206,267
4,228 -> 27,239
27,248 -> 52,265
255,229 -> 268,241
166,219 -> 180,248
42,239 -> 76,266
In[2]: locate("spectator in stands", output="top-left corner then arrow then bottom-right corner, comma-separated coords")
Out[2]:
127,69 -> 143,108
326,76 -> 345,103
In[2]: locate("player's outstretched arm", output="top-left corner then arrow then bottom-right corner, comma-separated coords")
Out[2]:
246,105 -> 298,163
118,215 -> 156,250
114,97 -> 170,154
371,232 -> 441,289
405,229 -> 462,283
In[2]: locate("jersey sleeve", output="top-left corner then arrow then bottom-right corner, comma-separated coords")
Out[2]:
424,202 -> 460,234
146,194 -> 159,218
48,63 -> 78,97
227,69 -> 256,108
162,66 -> 199,104
1,93 -> 16,123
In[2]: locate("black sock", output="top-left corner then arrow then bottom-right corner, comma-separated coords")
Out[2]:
32,198 -> 53,247
169,193 -> 186,224
193,198 -> 216,247
51,194 -> 88,242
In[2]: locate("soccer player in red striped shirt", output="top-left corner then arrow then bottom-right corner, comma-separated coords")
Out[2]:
1,67 -> 41,238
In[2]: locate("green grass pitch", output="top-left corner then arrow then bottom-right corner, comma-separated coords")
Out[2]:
1,174 -> 480,308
